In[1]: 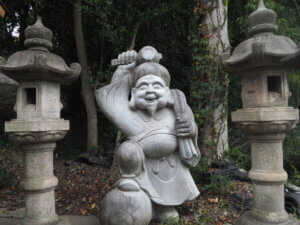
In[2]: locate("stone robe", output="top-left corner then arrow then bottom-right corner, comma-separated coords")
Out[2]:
95,68 -> 200,205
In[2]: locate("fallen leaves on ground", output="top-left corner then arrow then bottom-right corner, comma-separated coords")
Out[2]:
0,149 -> 252,224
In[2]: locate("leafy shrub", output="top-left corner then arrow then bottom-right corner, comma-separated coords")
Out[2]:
224,146 -> 251,171
226,126 -> 251,171
284,125 -> 300,186
191,158 -> 234,195
283,72 -> 300,186
203,173 -> 234,195
0,167 -> 12,189
191,158 -> 210,184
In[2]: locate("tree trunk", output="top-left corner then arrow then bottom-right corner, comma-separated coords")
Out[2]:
73,0 -> 98,152
201,0 -> 230,159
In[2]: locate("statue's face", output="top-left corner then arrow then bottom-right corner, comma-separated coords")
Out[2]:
132,75 -> 170,115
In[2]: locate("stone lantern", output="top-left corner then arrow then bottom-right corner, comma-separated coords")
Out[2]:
0,17 -> 80,225
221,1 -> 299,225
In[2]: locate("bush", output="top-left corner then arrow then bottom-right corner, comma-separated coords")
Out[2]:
191,158 -> 210,184
0,167 -> 12,189
226,127 -> 251,171
283,71 -> 300,186
203,173 -> 234,195
191,158 -> 234,195
224,146 -> 251,171
284,125 -> 300,186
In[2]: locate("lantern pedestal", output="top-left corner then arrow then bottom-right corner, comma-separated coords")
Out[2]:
232,107 -> 298,225
5,119 -> 69,225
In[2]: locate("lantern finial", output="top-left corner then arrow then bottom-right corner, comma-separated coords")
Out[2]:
248,0 -> 277,36
24,16 -> 53,51
258,0 -> 265,9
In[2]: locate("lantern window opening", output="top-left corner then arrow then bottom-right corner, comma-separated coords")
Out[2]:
267,75 -> 282,93
24,87 -> 36,105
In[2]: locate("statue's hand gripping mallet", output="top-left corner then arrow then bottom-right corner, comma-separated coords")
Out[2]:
111,46 -> 162,66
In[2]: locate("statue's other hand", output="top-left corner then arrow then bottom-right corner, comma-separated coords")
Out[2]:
117,50 -> 138,71
175,118 -> 195,138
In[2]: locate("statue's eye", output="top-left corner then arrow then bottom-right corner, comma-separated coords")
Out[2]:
153,84 -> 162,89
153,82 -> 164,89
137,84 -> 147,90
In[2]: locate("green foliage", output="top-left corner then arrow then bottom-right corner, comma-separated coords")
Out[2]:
284,125 -> 300,186
161,219 -> 181,225
0,140 -> 13,152
191,158 -> 210,183
0,139 -> 21,154
2,0 -> 300,179
191,158 -> 234,195
0,140 -> 15,189
286,71 -> 300,185
189,0 -> 230,160
55,140 -> 82,159
224,147 -> 251,171
288,72 -> 300,109
0,167 -> 12,189
194,210 -> 215,225
203,173 -> 234,194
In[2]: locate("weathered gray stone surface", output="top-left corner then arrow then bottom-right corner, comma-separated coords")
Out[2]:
95,46 -> 200,225
0,215 -> 100,225
221,1 -> 300,225
0,18 -> 80,84
0,208 -> 25,219
58,216 -> 99,225
0,71 -> 18,97
237,211 -> 299,225
281,48 -> 300,69
1,17 -> 80,225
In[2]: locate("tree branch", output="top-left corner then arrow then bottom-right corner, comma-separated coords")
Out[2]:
127,20 -> 143,50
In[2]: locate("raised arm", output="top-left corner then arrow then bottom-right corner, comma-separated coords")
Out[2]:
95,51 -> 141,136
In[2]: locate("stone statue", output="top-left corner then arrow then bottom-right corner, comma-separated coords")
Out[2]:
95,46 -> 200,225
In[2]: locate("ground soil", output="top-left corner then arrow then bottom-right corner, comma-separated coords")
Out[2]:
0,147 -> 254,225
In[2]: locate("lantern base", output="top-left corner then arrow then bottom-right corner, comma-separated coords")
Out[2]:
237,211 -> 299,225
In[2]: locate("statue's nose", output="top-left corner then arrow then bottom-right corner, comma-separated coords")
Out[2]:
146,85 -> 155,93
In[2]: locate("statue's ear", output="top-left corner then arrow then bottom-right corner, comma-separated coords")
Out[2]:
166,88 -> 174,107
129,88 -> 137,110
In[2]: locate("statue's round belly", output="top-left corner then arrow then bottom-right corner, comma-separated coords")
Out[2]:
138,134 -> 177,158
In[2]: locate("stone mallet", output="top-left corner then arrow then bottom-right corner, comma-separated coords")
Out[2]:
111,46 -> 162,66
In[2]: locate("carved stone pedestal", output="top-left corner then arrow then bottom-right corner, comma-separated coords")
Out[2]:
232,107 -> 299,225
6,119 -> 68,225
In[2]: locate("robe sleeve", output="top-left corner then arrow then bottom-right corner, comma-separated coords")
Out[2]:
95,67 -> 141,136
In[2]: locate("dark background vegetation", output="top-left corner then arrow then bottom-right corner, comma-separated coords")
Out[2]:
0,0 -> 299,188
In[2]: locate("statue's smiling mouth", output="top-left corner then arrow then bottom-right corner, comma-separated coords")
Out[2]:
145,95 -> 157,103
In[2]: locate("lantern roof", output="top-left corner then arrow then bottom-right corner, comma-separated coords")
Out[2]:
0,17 -> 80,84
221,0 -> 298,74
0,57 -> 18,97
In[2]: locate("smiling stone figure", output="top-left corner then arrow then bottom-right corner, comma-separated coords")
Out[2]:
95,46 -> 200,225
